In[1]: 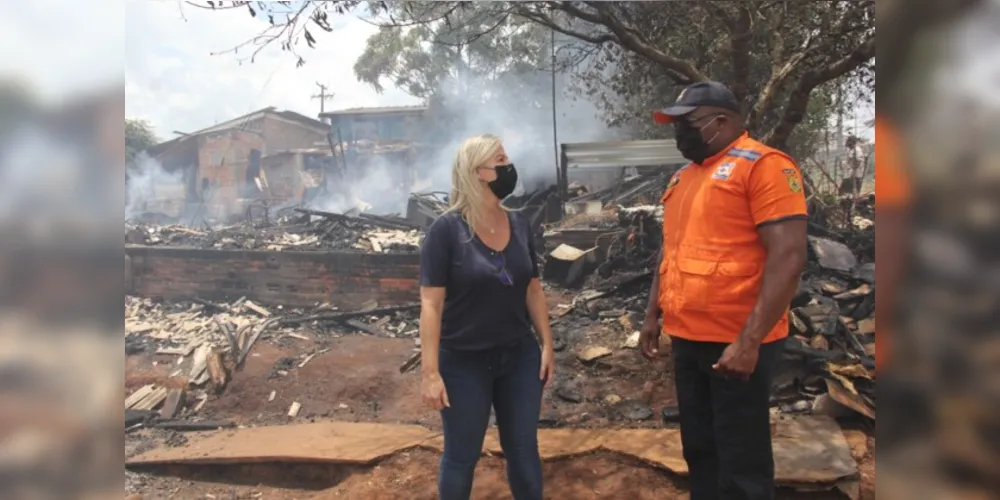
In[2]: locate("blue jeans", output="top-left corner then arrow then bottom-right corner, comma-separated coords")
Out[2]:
438,335 -> 544,500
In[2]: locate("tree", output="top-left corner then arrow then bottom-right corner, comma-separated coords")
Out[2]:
194,1 -> 874,150
125,118 -> 158,164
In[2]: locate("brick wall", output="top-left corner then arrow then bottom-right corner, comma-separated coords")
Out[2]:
126,246 -> 421,308
262,115 -> 327,152
198,129 -> 263,218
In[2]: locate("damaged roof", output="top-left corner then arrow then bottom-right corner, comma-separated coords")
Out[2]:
320,105 -> 428,118
147,107 -> 328,157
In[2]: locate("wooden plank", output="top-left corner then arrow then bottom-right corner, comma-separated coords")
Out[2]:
188,343 -> 210,384
125,384 -> 156,410
206,350 -> 228,393
133,387 -> 169,411
244,300 -> 272,317
160,388 -> 186,419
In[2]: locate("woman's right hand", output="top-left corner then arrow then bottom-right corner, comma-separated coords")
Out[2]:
421,371 -> 450,411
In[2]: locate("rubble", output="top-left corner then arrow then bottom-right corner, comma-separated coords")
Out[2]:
127,297 -> 421,353
125,207 -> 423,253
565,170 -> 672,214
541,189 -> 877,421
405,192 -> 448,228
125,295 -> 421,415
543,244 -> 599,287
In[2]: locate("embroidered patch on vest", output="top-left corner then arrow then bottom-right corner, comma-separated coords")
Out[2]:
666,165 -> 688,190
712,162 -> 736,181
785,172 -> 802,193
727,148 -> 762,161
666,172 -> 680,190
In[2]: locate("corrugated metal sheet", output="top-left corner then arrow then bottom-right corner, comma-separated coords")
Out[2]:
321,105 -> 428,117
563,139 -> 686,169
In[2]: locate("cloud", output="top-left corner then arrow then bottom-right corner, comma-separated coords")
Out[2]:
123,0 -> 420,139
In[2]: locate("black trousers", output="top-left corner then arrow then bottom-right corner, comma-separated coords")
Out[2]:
671,336 -> 785,500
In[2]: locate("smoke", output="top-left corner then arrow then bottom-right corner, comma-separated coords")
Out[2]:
125,152 -> 185,221
307,65 -> 617,216
308,156 -> 405,215
417,70 -> 616,196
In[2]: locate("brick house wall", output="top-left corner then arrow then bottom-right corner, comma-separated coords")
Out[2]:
262,114 -> 328,152
125,246 -> 420,308
193,115 -> 326,218
196,129 -> 262,218
260,153 -> 302,202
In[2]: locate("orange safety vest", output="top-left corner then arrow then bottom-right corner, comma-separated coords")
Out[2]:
659,132 -> 808,344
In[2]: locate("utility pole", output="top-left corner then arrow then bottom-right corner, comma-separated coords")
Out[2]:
312,82 -> 335,115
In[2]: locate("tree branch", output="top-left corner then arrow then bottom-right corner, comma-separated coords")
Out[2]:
729,5 -> 753,104
702,2 -> 734,30
580,1 -> 707,83
762,33 -> 875,148
513,8 -> 615,45
748,0 -> 863,131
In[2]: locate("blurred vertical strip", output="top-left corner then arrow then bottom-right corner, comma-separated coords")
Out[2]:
875,0 -> 1000,497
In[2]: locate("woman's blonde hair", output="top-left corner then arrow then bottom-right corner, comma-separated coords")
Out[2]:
446,133 -> 507,236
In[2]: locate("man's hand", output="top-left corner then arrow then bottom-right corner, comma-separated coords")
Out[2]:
639,315 -> 661,361
712,339 -> 760,381
539,343 -> 555,388
421,371 -> 450,410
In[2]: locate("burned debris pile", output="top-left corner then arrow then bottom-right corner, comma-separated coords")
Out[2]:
777,236 -> 876,419
540,190 -> 877,421
126,296 -> 421,357
405,192 -> 449,228
125,294 -> 421,429
567,170 -> 672,210
125,207 -> 423,253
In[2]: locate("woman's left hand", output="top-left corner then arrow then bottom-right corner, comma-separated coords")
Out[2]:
539,344 -> 555,388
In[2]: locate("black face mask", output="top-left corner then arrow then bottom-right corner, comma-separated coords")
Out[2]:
487,163 -> 518,199
674,116 -> 720,164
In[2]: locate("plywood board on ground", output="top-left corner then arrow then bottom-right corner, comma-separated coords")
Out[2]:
422,428 -> 607,460
126,417 -> 857,486
127,421 -> 434,466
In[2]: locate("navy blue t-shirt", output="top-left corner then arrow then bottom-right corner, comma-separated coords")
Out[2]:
419,211 -> 540,351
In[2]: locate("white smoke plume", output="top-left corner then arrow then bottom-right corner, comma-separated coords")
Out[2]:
125,152 -> 186,221
309,67 -> 618,215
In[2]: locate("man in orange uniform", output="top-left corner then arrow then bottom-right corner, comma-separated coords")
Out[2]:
639,81 -> 808,500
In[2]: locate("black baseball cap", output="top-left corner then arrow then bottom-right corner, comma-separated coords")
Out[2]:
653,81 -> 741,124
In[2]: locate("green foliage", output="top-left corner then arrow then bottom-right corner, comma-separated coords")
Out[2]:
125,118 -> 158,164
198,1 -> 875,154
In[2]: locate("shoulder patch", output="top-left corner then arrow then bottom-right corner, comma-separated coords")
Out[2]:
727,148 -> 762,161
712,162 -> 736,181
666,173 -> 680,190
666,165 -> 689,190
785,170 -> 802,193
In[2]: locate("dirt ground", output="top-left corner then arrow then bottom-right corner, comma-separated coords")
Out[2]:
125,291 -> 875,499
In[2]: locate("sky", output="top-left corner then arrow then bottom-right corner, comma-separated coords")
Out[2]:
124,0 -> 419,140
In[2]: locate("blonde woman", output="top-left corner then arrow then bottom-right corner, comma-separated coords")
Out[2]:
419,134 -> 555,500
